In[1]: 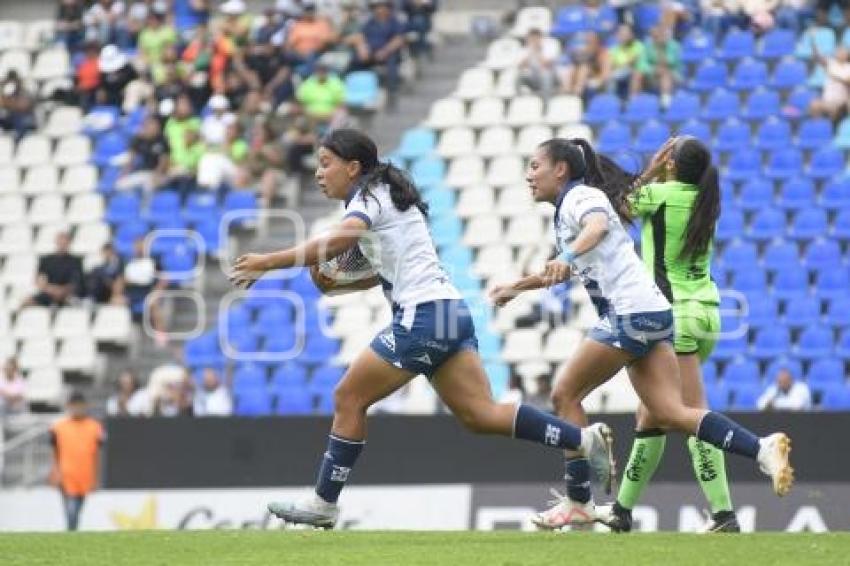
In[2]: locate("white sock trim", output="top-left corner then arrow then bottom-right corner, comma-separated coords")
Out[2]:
511,403 -> 521,438
329,434 -> 366,445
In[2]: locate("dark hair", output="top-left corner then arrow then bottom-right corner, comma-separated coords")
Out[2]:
671,136 -> 721,260
68,390 -> 86,404
320,128 -> 428,217
538,137 -> 636,222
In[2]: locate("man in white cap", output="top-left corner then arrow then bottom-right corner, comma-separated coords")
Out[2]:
201,94 -> 235,146
98,44 -> 138,107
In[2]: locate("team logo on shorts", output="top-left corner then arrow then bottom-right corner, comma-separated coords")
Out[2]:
412,353 -> 432,366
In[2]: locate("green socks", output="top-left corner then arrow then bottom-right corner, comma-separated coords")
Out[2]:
687,436 -> 733,514
616,429 -> 666,510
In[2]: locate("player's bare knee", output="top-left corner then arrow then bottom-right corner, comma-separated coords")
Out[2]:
333,385 -> 368,416
455,402 -> 496,434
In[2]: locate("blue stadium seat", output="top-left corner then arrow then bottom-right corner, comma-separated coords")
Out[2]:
275,387 -> 314,415
720,179 -> 735,204
623,93 -> 660,123
430,215 -> 462,248
789,208 -> 828,240
835,117 -> 850,148
808,64 -> 826,89
833,207 -> 850,241
551,5 -> 589,36
765,149 -> 803,180
721,359 -> 760,384
691,59 -> 728,92
584,93 -> 621,124
253,305 -> 294,339
807,358 -> 845,386
732,268 -> 767,294
755,118 -> 791,151
235,389 -> 273,416
223,191 -> 258,227
663,91 -> 700,122
796,325 -> 834,359
105,193 -> 141,225
747,295 -> 778,329
345,71 -> 380,109
311,366 -> 345,395
427,188 -> 456,219
194,218 -> 222,257
184,331 -> 224,368
610,151 -> 642,174
752,327 -> 791,360
145,191 -> 181,224
290,269 -> 322,299
730,383 -> 761,410
272,363 -> 309,388
773,268 -> 809,300
821,177 -> 850,210
397,128 -> 436,160
808,147 -> 845,179
410,157 -> 445,187
301,336 -> 340,365
701,89 -> 738,121
725,149 -> 762,181
632,4 -> 661,34
738,178 -> 774,210
233,363 -> 267,391
114,219 -> 150,258
769,58 -> 808,90
778,177 -> 815,210
795,26 -> 836,59
597,122 -> 631,153
760,29 -> 796,59
96,166 -> 122,195
715,209 -> 746,242
702,361 -> 718,382
264,328 -> 299,357
715,119 -> 751,153
730,58 -> 768,91
634,120 -> 670,153
784,296 -> 821,329
161,245 -> 198,285
92,131 -> 129,167
222,304 -> 252,337
762,240 -> 799,272
765,357 -> 803,382
825,296 -> 850,328
182,193 -> 220,225
681,30 -> 715,64
838,329 -> 850,359
588,5 -> 618,33
718,29 -> 756,60
705,381 -> 730,410
677,119 -> 711,143
741,89 -> 781,121
815,269 -> 850,300
712,332 -> 748,360
819,384 -> 850,410
797,118 -> 833,150
721,240 -> 758,270
804,239 -> 842,272
748,208 -> 786,241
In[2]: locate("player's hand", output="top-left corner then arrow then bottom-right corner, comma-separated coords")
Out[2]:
230,253 -> 271,289
540,260 -> 571,287
489,284 -> 518,307
643,137 -> 677,182
309,264 -> 337,294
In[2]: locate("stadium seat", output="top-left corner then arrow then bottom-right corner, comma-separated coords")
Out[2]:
821,178 -> 850,210
634,121 -> 670,153
271,363 -> 309,389
726,148 -> 761,181
835,117 -> 850,148
510,6 -> 552,38
455,186 -> 492,219
584,93 -> 621,124
677,119 -> 711,144
833,208 -> 850,241
732,268 -> 767,295
31,47 -> 69,81
807,358 -> 845,386
820,385 -> 850,410
53,307 -> 90,340
477,126 -> 515,158
544,95 -> 582,126
437,127 -> 475,159
235,389 -> 273,416
721,359 -> 760,385
454,68 -> 494,100
796,26 -> 836,59
769,58 -> 808,90
460,95 -> 501,128
13,306 -> 51,340
804,239 -> 842,272
464,216 -> 503,248
311,366 -> 345,396
92,131 -> 129,167
105,193 -> 141,225
729,58 -> 768,91
704,380 -> 730,410
784,296 -> 821,329
344,71 -> 380,109
275,387 -> 314,415
691,59 -> 728,92
738,178 -> 773,210
681,29 -> 715,63
410,156 -> 445,187
18,337 -> 55,371
789,209 -> 828,240
501,329 -> 543,363
15,135 -> 51,169
825,296 -> 850,328
773,268 -> 809,300
741,89 -> 781,122
787,86 -> 817,117
505,95 -> 544,127
597,122 -> 630,153
701,89 -> 738,121
747,295 -> 778,329
715,209 -> 745,242
182,193 -> 219,225
233,364 -> 267,391
729,383 -> 761,410
797,118 -> 833,150
778,177 -> 816,210
748,208 -> 785,241
53,135 -> 91,168
718,29 -> 756,60
796,325 -> 834,359
760,29 -> 796,59
445,156 -> 484,188
715,119 -> 751,152
663,91 -> 700,123
815,269 -> 850,300
66,193 -> 105,225
751,327 -> 791,360
623,93 -> 660,123
184,331 -> 224,369
25,367 -> 63,407
425,98 -> 465,130
482,38 -> 523,70
755,118 -> 791,151
516,125 -> 553,156
765,149 -> 803,180
397,128 -> 436,160
0,194 -> 25,225
837,329 -> 850,359
762,240 -> 799,272
486,155 -> 523,187
712,332 -> 748,360
808,147 -> 844,179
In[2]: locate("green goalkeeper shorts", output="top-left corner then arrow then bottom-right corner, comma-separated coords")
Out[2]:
672,301 -> 721,362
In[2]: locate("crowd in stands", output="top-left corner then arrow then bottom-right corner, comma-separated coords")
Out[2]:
105,365 -> 232,417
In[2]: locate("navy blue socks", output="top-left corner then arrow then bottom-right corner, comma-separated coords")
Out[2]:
513,404 -> 583,450
315,434 -> 365,503
565,457 -> 592,503
697,411 -> 760,459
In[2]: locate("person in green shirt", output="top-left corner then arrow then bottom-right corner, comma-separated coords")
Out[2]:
634,26 -> 681,107
608,25 -> 644,100
598,136 -> 740,533
296,64 -> 347,124
164,95 -> 202,173
138,11 -> 178,68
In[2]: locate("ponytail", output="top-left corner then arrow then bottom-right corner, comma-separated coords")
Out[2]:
569,138 -> 638,223
679,164 -> 720,260
361,162 -> 429,218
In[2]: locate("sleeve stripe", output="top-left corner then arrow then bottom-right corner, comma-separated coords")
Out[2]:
343,211 -> 372,227
578,207 -> 609,224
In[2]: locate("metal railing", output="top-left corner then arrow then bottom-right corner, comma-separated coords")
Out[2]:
1,417 -> 53,488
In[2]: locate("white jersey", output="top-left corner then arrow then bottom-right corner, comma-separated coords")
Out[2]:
344,182 -> 461,308
554,181 -> 670,315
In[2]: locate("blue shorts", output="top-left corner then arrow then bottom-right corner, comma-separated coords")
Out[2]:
588,309 -> 675,358
370,299 -> 479,378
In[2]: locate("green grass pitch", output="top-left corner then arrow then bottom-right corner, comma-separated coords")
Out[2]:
1,531 -> 848,565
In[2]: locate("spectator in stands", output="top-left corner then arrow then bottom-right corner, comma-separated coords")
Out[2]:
283,114 -> 318,174
198,120 -> 247,191
356,0 -> 406,106
84,0 -> 127,47
165,94 -> 203,196
517,28 -> 559,97
699,0 -> 748,37
87,243 -> 124,304
57,0 -> 86,53
218,0 -> 253,48
244,8 -> 291,90
237,120 -> 287,208
559,31 -> 610,99
138,6 -> 178,70
106,369 -> 152,416
0,357 -> 26,417
403,0 -> 439,59
154,375 -> 193,417
286,1 -> 338,76
114,238 -> 168,346
816,0 -> 849,26
25,231 -> 85,308
237,90 -> 266,138
757,367 -> 812,411
810,44 -> 850,122
75,41 -> 102,111
49,391 -> 104,531
98,44 -> 139,108
201,94 -> 236,146
182,21 -> 235,93
193,368 -> 233,416
609,25 -> 644,100
526,374 -> 554,412
174,0 -> 211,31
296,63 -> 347,126
0,71 -> 37,141
119,116 -> 171,192
633,26 -> 682,107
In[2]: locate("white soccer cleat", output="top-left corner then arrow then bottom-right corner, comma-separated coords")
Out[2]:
757,432 -> 794,497
583,422 -> 616,494
531,489 -> 599,531
268,495 -> 339,529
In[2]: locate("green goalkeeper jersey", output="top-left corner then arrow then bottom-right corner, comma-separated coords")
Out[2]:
631,180 -> 720,306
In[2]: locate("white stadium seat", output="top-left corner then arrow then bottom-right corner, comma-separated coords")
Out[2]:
467,97 -> 505,129
455,185 -> 495,218
14,135 -> 51,169
454,68 -> 494,100
33,224 -> 68,255
44,106 -> 83,139
487,155 -> 525,187
21,164 -> 59,195
0,49 -> 31,78
23,20 -> 55,52
53,135 -> 91,167
329,304 -> 372,338
30,48 -> 70,81
0,254 -> 37,289
70,222 -> 110,255
0,224 -> 33,255
514,361 -> 552,383
12,306 -> 51,340
425,97 -> 466,130
445,156 -> 485,188
0,337 -> 14,360
25,366 -> 64,406
482,38 -> 523,71
66,193 -> 104,225
0,136 -> 13,166
516,125 -> 553,156
0,21 -> 24,51
334,333 -> 372,365
92,305 -> 132,346
473,244 -> 513,278
53,307 -> 91,339
57,336 -> 98,374
496,186 -> 535,216
463,216 -> 502,248
545,95 -> 583,126
557,124 -> 594,142
543,327 -> 584,362
506,95 -> 545,127
502,328 -> 543,362
477,126 -> 515,158
60,164 -> 98,195
494,67 -> 519,98
506,215 -> 545,246
0,165 -> 20,194
18,337 -> 55,370
27,194 -> 65,226
0,195 -> 26,225
511,7 -> 552,38
436,127 -> 476,159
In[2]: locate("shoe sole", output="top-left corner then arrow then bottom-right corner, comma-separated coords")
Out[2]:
531,511 -> 596,531
773,433 -> 794,497
268,505 -> 336,529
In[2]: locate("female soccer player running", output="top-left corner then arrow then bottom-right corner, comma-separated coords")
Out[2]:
596,136 -> 741,533
490,138 -> 793,531
230,128 -> 614,529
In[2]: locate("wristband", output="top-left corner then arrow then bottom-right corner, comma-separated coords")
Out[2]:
561,248 -> 577,264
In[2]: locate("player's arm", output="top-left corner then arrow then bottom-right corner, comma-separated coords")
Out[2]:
231,216 -> 367,288
489,274 -> 547,307
310,265 -> 380,296
540,211 -> 609,287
